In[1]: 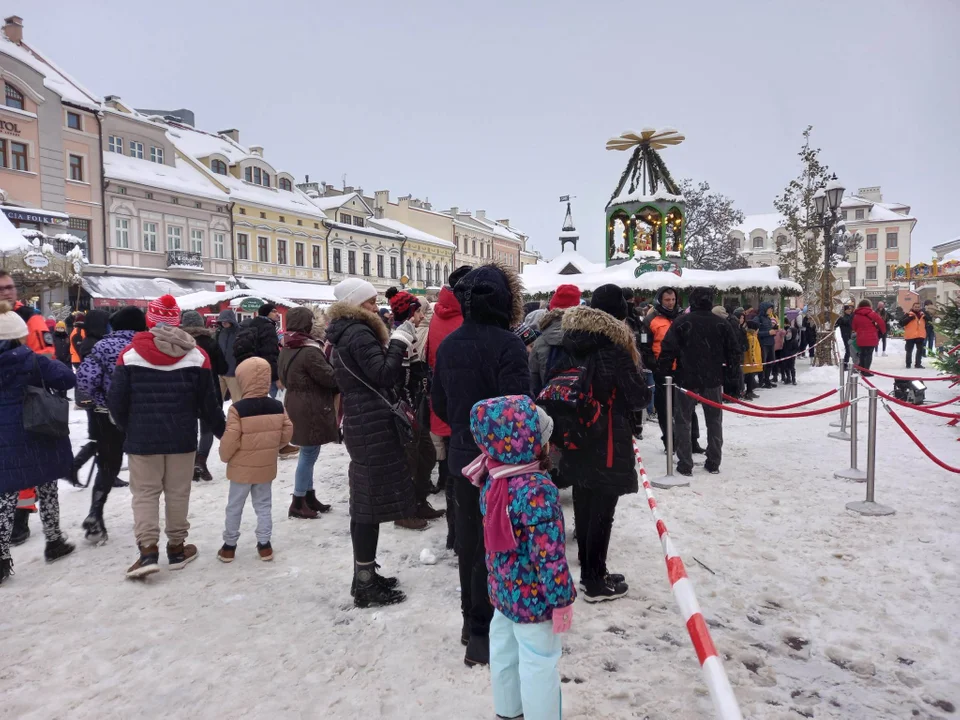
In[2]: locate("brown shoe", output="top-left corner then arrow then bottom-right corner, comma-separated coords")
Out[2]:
288,495 -> 318,519
167,542 -> 198,570
126,544 -> 161,579
394,517 -> 428,531
278,444 -> 300,459
217,544 -> 236,563
416,501 -> 445,520
257,542 -> 273,561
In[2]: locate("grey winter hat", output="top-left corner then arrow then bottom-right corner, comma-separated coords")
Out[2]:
180,310 -> 205,328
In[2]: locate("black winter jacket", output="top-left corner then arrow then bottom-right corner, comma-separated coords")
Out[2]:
183,326 -> 228,405
659,292 -> 741,391
234,316 -> 280,382
78,309 -> 110,359
432,263 -> 530,477
557,306 -> 650,496
108,325 -> 225,455
728,314 -> 748,353
327,302 -> 416,524
835,312 -> 853,342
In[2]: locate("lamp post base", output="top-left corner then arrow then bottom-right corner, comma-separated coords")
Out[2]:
828,430 -> 851,441
835,468 -> 867,482
651,475 -> 690,490
845,501 -> 895,516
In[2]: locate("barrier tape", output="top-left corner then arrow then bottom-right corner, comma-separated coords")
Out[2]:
633,442 -> 743,720
880,401 -> 960,474
744,331 -> 834,368
852,365 -> 959,382
859,375 -> 960,419
677,387 -> 851,419
723,387 -> 838,411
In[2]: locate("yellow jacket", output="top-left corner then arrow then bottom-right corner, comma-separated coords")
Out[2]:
743,330 -> 762,374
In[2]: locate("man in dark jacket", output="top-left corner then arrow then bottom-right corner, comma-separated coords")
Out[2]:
72,309 -> 111,485
658,287 -> 740,476
234,303 -> 282,396
835,304 -> 854,369
432,263 -> 530,667
181,310 -> 228,482
529,283 -> 580,396
216,308 -> 241,400
108,315 -> 226,580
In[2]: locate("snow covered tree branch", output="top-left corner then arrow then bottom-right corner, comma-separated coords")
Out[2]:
679,179 -> 747,271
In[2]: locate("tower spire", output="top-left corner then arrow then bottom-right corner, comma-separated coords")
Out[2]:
559,195 -> 578,252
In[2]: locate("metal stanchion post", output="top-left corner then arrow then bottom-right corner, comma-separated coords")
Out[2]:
828,369 -> 853,441
830,363 -> 847,428
652,377 -> 689,489
846,388 -> 895,516
835,372 -> 866,481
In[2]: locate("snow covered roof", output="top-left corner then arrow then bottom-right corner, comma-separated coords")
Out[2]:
0,204 -> 69,220
841,195 -> 914,222
609,188 -> 685,208
238,277 -> 337,304
369,217 -> 454,249
734,214 -> 786,235
176,287 -> 297,311
473,216 -> 522,243
309,192 -> 369,213
81,275 -> 216,300
0,209 -> 29,252
0,36 -> 100,110
104,152 -> 228,202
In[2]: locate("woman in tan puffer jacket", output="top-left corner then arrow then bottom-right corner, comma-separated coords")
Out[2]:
217,357 -> 293,563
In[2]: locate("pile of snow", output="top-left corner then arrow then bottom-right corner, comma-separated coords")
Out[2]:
0,211 -> 29,252
370,217 -> 455,249
176,286 -> 297,312
239,277 -> 335,304
104,152 -> 229,202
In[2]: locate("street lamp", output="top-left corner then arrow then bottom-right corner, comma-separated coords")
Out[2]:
814,180 -> 845,366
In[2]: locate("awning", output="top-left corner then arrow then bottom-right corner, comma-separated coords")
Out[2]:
82,275 -> 218,305
238,277 -> 337,304
1,205 -> 70,226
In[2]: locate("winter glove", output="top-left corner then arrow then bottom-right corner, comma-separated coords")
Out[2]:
390,321 -> 416,346
553,605 -> 573,634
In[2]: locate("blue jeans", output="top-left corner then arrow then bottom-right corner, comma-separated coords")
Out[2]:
223,481 -> 272,546
643,371 -> 655,413
489,609 -> 562,720
269,382 -> 278,399
294,445 -> 321,497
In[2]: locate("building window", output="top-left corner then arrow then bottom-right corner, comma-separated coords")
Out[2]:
257,236 -> 269,262
842,210 -> 848,221
312,245 -> 321,269
279,216 -> 285,224
211,159 -> 227,175
216,206 -> 224,213
68,155 -> 83,181
295,242 -> 304,267
297,219 -> 302,226
190,228 -> 203,255
66,111 -> 81,130
416,260 -> 423,281
426,262 -> 433,286
279,178 -> 292,191
236,233 -> 249,260
776,234 -> 787,248
731,236 -> 741,250
0,139 -> 7,167
472,240 -> 477,256
866,266 -> 877,281
172,197 -> 179,205
117,186 -> 126,195
129,141 -> 143,159
195,202 -> 202,209
340,213 -> 352,224
253,167 -> 261,184
263,172 -> 270,187
866,233 -> 877,249
353,216 -> 364,227
145,192 -> 153,200
406,259 -> 412,279
260,212 -> 266,219
213,232 -> 225,259
886,232 -> 898,248
244,167 -> 251,182
333,248 -> 342,273
314,223 -> 319,229
848,267 -> 856,286
143,222 -> 158,252
238,207 -> 246,215
377,255 -> 384,278
855,208 -> 865,220
348,250 -> 356,275
443,264 -> 449,282
362,252 -> 371,276
150,146 -> 164,164
167,225 -> 183,250
4,83 -> 24,110
108,135 -> 123,153
390,256 -> 397,279
277,239 -> 287,265
753,236 -> 764,249
10,141 -> 27,171
114,217 -> 130,249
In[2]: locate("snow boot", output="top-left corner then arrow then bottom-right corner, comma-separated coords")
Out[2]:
166,542 -> 198,570
126,544 -> 160,579
288,495 -> 318,519
217,544 -> 236,563
192,464 -> 203,483
394,517 -> 428,531
44,537 -> 75,563
464,633 -> 490,667
350,562 -> 399,597
582,578 -> 629,603
257,542 -> 273,562
112,477 -> 129,488
82,489 -> 109,544
353,562 -> 405,608
278,444 -> 300,459
692,442 -> 706,454
416,501 -> 445,520
0,557 -> 13,585
304,490 -> 331,514
10,509 -> 30,546
195,455 -> 213,482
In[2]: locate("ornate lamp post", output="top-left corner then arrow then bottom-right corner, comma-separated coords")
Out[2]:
811,180 -> 850,366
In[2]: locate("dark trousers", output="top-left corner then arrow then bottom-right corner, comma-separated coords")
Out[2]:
772,349 -> 785,381
905,338 -> 925,368
572,486 -> 619,585
858,346 -> 876,372
926,329 -> 935,351
841,337 -> 852,368
675,386 -> 723,470
780,357 -> 796,384
405,428 -> 437,505
761,345 -> 776,384
879,333 -> 887,352
745,372 -> 759,394
91,412 -> 125,508
350,519 -> 380,564
197,418 -> 214,460
438,438 -> 456,547
455,476 -> 492,638
653,373 -> 698,448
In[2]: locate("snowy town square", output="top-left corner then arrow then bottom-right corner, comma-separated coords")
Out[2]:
1,2 -> 959,720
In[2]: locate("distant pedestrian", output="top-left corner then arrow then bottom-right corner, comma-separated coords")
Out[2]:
234,303 -> 282,398
835,305 -> 854,370
902,301 -> 927,369
180,310 -> 228,482
216,308 -> 241,401
875,301 -> 890,356
850,299 -> 886,374
923,300 -> 937,352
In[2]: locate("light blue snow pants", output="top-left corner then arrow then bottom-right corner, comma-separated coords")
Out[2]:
223,481 -> 272,545
489,609 -> 562,720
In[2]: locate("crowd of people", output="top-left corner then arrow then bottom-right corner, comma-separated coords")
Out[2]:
2,263 -> 895,720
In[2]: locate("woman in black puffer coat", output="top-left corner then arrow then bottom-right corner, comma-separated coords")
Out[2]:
180,310 -> 228,481
326,278 -> 415,608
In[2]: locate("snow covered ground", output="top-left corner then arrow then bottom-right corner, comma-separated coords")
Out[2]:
1,338 -> 958,719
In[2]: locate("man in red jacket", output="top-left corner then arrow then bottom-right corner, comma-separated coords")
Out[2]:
850,299 -> 887,374
425,265 -> 471,550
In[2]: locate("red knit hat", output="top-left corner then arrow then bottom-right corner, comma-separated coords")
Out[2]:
549,284 -> 581,310
386,287 -> 420,323
146,294 -> 181,328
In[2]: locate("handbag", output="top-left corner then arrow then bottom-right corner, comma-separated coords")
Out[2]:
22,356 -> 70,438
340,358 -> 418,446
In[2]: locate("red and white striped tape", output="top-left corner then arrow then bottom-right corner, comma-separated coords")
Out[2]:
634,442 -> 743,720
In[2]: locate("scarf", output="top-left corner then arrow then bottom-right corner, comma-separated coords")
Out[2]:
463,455 -> 543,553
283,331 -> 320,350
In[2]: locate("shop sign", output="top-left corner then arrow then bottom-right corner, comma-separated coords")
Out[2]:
2,208 -> 67,226
239,297 -> 264,312
0,120 -> 21,136
23,253 -> 49,268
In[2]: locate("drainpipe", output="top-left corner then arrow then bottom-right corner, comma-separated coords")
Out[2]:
227,201 -> 236,283
400,236 -> 408,289
94,111 -> 106,267
323,220 -> 333,285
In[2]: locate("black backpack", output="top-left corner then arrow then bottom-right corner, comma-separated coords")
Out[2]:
536,356 -> 616,461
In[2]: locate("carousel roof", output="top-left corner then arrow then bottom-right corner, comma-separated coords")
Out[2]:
606,127 -> 685,210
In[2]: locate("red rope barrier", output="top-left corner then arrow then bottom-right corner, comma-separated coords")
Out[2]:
853,365 -> 959,382
746,331 -> 834,368
882,402 -> 960,474
679,387 -> 850,418
723,387 -> 838,411
911,394 -> 960,410
858,376 -> 960,419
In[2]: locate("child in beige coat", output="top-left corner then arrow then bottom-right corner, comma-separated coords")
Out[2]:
218,357 -> 293,562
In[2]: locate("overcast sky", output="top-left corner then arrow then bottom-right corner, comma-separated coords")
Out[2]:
18,0 -> 960,262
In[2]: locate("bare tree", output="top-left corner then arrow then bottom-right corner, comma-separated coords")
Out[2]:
680,179 -> 747,271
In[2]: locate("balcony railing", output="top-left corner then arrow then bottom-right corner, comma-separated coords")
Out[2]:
167,250 -> 203,270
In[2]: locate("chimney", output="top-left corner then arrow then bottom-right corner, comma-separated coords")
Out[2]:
344,185 -> 354,194
476,210 -> 486,220
497,218 -> 510,227
449,206 -> 459,218
858,186 -> 882,203
3,16 -> 23,45
249,145 -> 263,157
374,190 -> 389,219
104,95 -> 124,110
305,174 -> 309,183
218,128 -> 240,143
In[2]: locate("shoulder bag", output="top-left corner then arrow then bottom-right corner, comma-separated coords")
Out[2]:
23,355 -> 70,438
340,357 -> 418,447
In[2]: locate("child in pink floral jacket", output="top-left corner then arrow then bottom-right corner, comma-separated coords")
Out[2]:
466,394 -> 575,720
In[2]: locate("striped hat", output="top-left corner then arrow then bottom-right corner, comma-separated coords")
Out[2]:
146,294 -> 181,328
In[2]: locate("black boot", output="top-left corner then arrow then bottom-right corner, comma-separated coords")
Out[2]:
196,455 -> 213,482
0,557 -> 13,585
112,477 -> 129,488
82,489 -> 109,544
304,489 -> 332,513
10,509 -> 30,546
353,562 -> 405,608
350,562 -> 400,597
44,537 -> 75,563
464,633 -> 490,667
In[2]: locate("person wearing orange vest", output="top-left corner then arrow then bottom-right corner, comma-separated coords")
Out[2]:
902,301 -> 927,369
69,314 -> 84,367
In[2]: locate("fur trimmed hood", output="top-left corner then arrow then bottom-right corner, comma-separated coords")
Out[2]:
454,262 -> 524,329
326,301 -> 389,346
537,308 -> 565,332
561,305 -> 639,364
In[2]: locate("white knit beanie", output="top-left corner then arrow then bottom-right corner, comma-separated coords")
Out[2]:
334,278 -> 378,307
0,302 -> 28,341
536,405 -> 555,444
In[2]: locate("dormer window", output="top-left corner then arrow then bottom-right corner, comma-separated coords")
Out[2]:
244,165 -> 270,187
5,83 -> 23,110
211,159 -> 227,175
279,177 -> 292,191
753,236 -> 764,249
